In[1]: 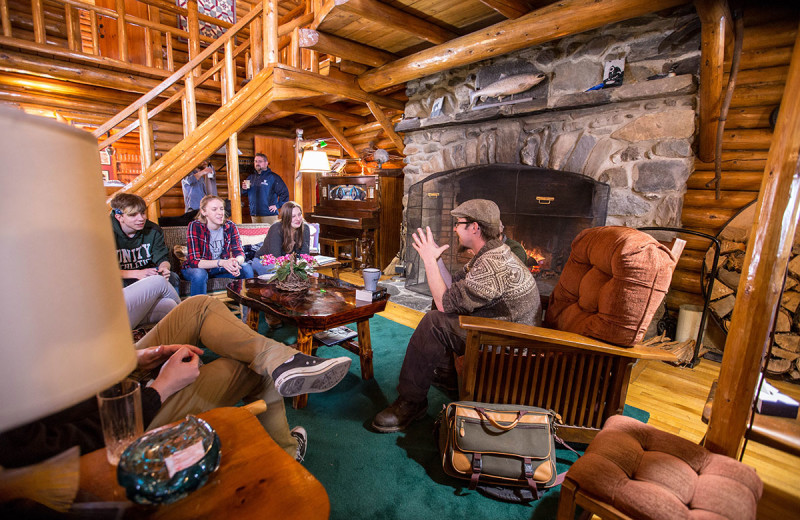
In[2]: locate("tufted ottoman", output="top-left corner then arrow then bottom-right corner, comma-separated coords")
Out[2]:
556,415 -> 762,520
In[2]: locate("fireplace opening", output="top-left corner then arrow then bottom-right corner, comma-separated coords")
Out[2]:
404,164 -> 610,297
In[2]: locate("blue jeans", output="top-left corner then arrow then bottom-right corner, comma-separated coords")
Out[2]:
182,264 -> 255,296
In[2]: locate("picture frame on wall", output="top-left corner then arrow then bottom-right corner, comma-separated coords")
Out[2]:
100,150 -> 111,165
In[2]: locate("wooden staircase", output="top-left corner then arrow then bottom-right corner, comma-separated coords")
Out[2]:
89,0 -> 404,222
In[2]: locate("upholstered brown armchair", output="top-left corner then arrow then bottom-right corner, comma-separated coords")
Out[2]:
458,226 -> 682,443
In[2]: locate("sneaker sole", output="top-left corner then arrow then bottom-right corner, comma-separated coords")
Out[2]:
275,357 -> 352,397
370,406 -> 427,433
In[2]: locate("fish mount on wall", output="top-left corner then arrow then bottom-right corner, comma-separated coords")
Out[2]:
468,59 -> 548,110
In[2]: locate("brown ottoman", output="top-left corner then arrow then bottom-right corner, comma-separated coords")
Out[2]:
557,415 -> 763,520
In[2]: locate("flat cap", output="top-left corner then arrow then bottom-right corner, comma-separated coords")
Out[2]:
451,199 -> 501,235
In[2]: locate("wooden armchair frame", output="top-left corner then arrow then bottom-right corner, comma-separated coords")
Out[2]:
459,316 -> 678,443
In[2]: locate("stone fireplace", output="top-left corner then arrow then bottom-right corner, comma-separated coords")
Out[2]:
404,164 -> 609,297
396,6 -> 701,285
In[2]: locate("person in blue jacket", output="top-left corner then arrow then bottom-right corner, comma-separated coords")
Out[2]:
242,153 -> 290,224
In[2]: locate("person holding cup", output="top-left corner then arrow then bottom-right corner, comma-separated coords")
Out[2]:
0,295 -> 354,468
181,195 -> 254,296
251,201 -> 310,276
242,153 -> 289,224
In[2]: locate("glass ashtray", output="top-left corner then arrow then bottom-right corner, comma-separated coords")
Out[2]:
117,415 -> 221,504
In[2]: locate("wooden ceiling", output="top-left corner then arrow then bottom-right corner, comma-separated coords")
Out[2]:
253,0 -> 561,136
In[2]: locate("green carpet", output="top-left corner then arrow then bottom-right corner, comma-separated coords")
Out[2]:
263,315 -> 649,520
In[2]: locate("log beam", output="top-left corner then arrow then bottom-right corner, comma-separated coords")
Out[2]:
695,0 -> 731,163
358,0 -> 687,92
479,0 -> 530,19
274,65 -> 404,110
0,41 -> 221,103
333,0 -> 457,45
366,100 -> 404,152
705,21 -> 800,458
298,28 -> 397,68
314,111 -> 359,159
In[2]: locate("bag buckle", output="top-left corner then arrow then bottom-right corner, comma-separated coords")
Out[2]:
469,453 -> 482,490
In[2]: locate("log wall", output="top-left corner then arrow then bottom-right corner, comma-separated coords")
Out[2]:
673,6 -> 796,311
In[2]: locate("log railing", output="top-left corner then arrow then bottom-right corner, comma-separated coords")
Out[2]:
81,0 -> 335,223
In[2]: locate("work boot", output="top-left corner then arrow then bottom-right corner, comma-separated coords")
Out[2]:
371,397 -> 428,433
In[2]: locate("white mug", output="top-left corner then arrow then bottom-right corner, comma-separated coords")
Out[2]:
363,268 -> 381,292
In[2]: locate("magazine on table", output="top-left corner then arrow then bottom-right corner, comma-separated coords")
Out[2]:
313,255 -> 338,265
313,326 -> 357,346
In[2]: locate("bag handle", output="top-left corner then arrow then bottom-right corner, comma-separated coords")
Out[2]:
474,407 -> 527,431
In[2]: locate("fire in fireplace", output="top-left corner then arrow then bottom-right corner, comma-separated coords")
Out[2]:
404,164 -> 610,297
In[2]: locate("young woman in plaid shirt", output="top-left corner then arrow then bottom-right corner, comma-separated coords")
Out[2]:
181,195 -> 254,295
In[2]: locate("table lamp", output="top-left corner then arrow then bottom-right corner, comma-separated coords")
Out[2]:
0,107 -> 137,433
298,149 -> 331,173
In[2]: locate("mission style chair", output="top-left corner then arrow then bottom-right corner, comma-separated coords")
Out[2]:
458,226 -> 683,443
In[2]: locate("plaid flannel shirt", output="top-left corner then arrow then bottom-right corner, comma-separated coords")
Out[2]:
183,220 -> 244,268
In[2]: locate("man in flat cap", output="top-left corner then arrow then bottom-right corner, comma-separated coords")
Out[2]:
371,199 -> 541,432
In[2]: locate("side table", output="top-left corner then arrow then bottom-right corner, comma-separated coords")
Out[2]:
77,406 -> 329,519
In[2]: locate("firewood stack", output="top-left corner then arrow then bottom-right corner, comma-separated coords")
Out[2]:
705,205 -> 800,382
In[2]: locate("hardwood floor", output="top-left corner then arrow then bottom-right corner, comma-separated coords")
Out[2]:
338,270 -> 800,518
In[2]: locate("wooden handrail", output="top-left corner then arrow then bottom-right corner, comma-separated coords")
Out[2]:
91,2 -> 264,139
96,38 -> 251,150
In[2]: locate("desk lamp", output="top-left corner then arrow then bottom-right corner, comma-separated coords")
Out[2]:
0,108 -> 137,507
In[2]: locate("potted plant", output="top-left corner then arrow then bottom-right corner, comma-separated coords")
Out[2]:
260,253 -> 317,291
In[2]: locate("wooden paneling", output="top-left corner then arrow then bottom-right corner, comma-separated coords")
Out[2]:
254,134 -> 297,200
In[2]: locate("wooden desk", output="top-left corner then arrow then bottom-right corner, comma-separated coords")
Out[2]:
228,275 -> 389,408
78,407 -> 329,519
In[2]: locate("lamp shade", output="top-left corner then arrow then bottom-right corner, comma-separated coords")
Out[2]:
298,149 -> 331,173
0,108 -> 137,432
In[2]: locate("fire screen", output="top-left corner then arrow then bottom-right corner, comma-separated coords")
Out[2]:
404,164 -> 609,297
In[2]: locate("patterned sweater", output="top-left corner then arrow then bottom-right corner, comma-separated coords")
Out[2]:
441,239 -> 541,326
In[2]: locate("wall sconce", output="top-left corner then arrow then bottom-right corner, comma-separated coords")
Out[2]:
298,149 -> 331,173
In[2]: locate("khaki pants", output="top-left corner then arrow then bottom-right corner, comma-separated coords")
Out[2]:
251,215 -> 278,224
135,295 -> 298,456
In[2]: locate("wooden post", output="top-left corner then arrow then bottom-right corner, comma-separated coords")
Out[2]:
149,5 -> 163,69
64,5 -> 79,51
264,0 -> 278,65
250,16 -> 263,75
89,10 -> 99,54
0,0 -> 11,37
183,73 -> 197,136
139,104 -> 160,222
166,32 -> 174,71
227,133 -> 242,223
290,26 -> 300,68
115,0 -> 128,62
187,0 -> 200,77
31,0 -> 45,44
696,0 -> 729,163
704,22 -> 800,458
223,37 -> 235,104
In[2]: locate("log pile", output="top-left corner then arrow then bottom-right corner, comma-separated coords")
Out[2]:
706,204 -> 800,382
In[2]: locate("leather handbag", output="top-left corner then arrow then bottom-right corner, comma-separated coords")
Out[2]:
437,401 -> 562,499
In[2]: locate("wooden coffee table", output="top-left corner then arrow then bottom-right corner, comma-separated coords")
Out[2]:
227,275 -> 389,408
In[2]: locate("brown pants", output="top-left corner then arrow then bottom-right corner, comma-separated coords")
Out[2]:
135,295 -> 298,456
251,215 -> 278,224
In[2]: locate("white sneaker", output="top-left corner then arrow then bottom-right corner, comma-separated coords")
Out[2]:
291,426 -> 307,462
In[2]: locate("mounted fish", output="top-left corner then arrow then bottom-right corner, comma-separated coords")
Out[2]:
469,72 -> 547,107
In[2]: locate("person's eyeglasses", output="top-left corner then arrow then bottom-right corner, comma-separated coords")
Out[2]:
453,219 -> 474,228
